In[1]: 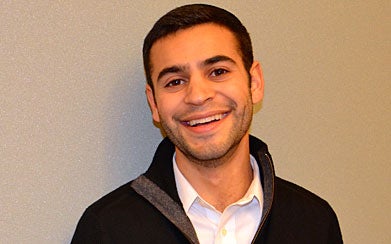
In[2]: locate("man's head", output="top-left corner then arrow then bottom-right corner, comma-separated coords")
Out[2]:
143,4 -> 264,167
143,4 -> 253,93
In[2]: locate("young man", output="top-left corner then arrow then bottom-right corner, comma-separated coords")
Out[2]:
72,4 -> 343,243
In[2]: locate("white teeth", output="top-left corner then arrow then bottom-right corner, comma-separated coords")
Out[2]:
188,114 -> 224,126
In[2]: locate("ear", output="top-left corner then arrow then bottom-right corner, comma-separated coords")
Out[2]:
145,84 -> 160,123
249,61 -> 265,104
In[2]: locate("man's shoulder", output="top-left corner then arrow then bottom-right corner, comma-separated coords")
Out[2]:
272,176 -> 340,227
261,177 -> 343,243
83,179 -> 141,217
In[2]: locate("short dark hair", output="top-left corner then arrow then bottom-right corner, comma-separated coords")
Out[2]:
143,4 -> 254,92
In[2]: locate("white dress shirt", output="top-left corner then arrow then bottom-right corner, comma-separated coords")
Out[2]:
173,154 -> 263,244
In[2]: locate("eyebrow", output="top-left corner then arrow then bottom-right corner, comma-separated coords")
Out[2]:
202,55 -> 236,67
156,55 -> 236,82
157,65 -> 187,82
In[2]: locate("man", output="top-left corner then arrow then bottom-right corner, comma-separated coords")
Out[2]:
72,4 -> 343,243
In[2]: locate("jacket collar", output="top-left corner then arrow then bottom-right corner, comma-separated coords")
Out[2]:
143,135 -> 275,199
131,135 -> 275,243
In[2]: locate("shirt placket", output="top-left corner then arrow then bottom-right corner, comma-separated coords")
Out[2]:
214,208 -> 236,244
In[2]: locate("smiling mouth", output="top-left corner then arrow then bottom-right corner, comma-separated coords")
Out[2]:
184,113 -> 228,127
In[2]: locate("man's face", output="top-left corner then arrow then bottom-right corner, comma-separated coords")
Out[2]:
146,23 -> 264,166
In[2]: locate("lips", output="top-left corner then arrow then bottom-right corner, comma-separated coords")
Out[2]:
183,112 -> 229,127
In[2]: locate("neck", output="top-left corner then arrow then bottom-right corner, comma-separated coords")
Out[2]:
175,135 -> 253,212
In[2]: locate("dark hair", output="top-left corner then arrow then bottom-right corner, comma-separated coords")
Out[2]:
143,4 -> 253,91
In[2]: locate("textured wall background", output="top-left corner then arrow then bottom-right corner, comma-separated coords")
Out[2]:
1,1 -> 389,243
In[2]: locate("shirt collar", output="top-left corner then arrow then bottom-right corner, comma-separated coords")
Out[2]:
173,154 -> 199,213
173,153 -> 263,213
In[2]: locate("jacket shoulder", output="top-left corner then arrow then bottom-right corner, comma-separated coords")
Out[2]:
84,181 -> 137,214
275,177 -> 332,209
71,181 -> 136,242
262,177 -> 343,243
71,180 -> 191,244
273,177 -> 339,222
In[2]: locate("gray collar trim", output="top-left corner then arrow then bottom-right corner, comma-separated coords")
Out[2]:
259,152 -> 275,229
131,175 -> 199,244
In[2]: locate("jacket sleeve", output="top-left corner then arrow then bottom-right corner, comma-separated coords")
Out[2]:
71,209 -> 111,244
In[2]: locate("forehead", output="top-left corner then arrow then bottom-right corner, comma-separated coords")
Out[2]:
149,23 -> 241,79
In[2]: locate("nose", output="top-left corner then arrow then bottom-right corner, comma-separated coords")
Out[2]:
184,76 -> 215,105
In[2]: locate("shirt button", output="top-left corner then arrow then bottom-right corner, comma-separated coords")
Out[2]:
222,228 -> 227,236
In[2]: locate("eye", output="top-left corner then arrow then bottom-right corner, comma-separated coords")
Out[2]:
165,79 -> 185,88
210,68 -> 228,77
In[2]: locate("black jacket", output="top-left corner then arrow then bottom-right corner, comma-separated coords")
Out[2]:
72,136 -> 343,243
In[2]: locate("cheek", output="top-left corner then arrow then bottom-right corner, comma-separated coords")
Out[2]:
154,96 -> 177,118
220,85 -> 251,104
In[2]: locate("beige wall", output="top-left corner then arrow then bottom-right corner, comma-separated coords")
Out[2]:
1,1 -> 389,243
